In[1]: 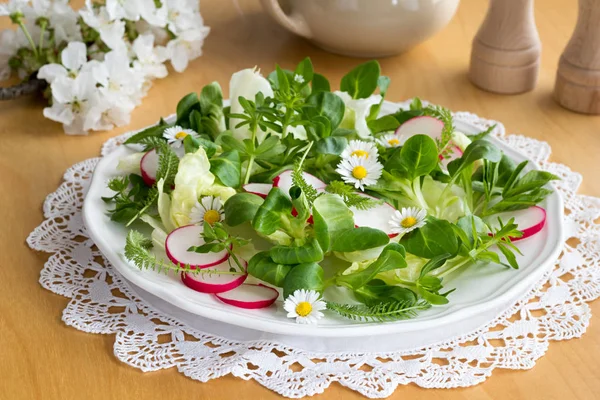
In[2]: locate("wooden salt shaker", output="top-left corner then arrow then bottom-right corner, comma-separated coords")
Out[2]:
554,0 -> 600,114
469,0 -> 541,94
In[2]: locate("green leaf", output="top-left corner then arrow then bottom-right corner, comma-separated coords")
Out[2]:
210,150 -> 241,188
176,93 -> 201,127
505,170 -> 559,197
183,135 -> 218,157
400,134 -> 439,180
282,262 -> 325,298
293,57 -> 314,87
331,227 -> 390,252
368,115 -> 401,134
497,243 -> 519,269
219,133 -> 248,154
224,192 -> 264,226
247,251 -> 292,287
270,237 -> 324,264
455,215 -> 487,248
124,119 -> 169,144
199,82 -> 226,138
252,187 -> 294,235
312,73 -> 330,93
353,280 -> 417,306
312,194 -> 355,252
484,188 -> 553,215
386,134 -> 438,179
400,216 -> 458,259
306,91 -> 346,131
315,136 -> 348,155
418,253 -> 452,278
276,65 -> 290,95
340,60 -> 381,99
451,140 -> 502,177
337,243 -> 407,289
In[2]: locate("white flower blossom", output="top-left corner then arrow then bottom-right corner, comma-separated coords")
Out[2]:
165,0 -> 200,34
43,72 -> 97,135
105,0 -> 142,21
336,155 -> 383,191
167,27 -> 210,73
389,207 -> 427,235
189,196 -> 224,225
341,140 -> 379,160
0,0 -> 30,17
132,33 -> 168,80
37,41 -> 97,83
79,2 -> 126,51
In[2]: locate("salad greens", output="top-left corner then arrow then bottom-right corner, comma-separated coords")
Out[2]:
105,58 -> 559,324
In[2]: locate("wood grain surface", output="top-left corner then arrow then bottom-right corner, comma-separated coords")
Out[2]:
1,1 -> 599,399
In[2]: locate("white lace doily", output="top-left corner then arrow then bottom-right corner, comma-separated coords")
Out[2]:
27,105 -> 600,398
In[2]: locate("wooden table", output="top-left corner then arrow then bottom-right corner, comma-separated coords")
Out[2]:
2,0 -> 599,399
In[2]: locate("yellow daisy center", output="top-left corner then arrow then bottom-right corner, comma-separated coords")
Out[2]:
350,150 -> 369,158
388,138 -> 400,146
175,131 -> 188,140
401,216 -> 418,228
295,301 -> 313,317
203,209 -> 220,225
352,166 -> 368,180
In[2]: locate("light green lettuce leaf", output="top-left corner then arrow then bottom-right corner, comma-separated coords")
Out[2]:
169,148 -> 215,227
117,152 -> 144,175
422,176 -> 468,222
335,90 -> 382,138
157,178 -> 176,232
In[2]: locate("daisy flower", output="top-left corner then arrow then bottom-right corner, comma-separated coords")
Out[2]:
378,133 -> 402,148
341,140 -> 378,160
283,289 -> 326,324
163,125 -> 198,148
389,207 -> 427,235
336,156 -> 383,191
189,196 -> 223,225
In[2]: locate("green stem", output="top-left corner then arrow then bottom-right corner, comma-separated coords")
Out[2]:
434,257 -> 472,279
243,122 -> 258,185
18,22 -> 39,59
38,22 -> 47,55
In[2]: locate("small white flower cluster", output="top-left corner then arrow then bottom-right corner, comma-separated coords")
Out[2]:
0,0 -> 209,134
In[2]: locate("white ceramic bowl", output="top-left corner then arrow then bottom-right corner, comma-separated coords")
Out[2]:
260,0 -> 461,57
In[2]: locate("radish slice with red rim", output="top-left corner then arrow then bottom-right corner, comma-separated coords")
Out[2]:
350,192 -> 398,238
215,284 -> 279,309
181,259 -> 247,294
395,115 -> 444,144
243,183 -> 272,199
140,149 -> 159,186
487,206 -> 547,241
273,170 -> 327,196
166,224 -> 230,269
440,145 -> 463,170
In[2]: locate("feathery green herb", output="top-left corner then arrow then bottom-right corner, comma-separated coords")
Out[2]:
325,181 -> 380,210
326,299 -> 431,322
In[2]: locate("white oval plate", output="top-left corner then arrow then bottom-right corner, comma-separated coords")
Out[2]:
83,102 -> 563,338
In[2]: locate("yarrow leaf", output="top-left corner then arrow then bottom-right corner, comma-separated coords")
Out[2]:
326,299 -> 431,322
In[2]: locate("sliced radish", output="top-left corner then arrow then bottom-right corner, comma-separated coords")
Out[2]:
243,183 -> 272,199
487,206 -> 547,241
273,170 -> 327,197
440,145 -> 464,170
181,259 -> 247,294
140,149 -> 159,186
350,193 -> 398,238
396,116 -> 444,144
214,284 -> 279,309
166,224 -> 230,269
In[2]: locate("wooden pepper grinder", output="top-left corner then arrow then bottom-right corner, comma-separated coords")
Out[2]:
554,0 -> 600,114
469,0 -> 541,94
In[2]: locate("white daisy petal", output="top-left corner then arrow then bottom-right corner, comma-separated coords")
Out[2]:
377,133 -> 402,148
389,207 -> 428,235
336,155 -> 383,191
283,289 -> 325,325
189,195 -> 224,225
341,140 -> 379,160
163,125 -> 198,149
